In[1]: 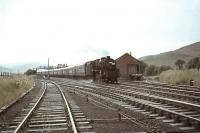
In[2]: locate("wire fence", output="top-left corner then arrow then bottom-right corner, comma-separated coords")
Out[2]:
0,72 -> 12,78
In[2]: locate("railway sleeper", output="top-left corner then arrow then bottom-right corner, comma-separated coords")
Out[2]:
60,81 -> 200,132
64,91 -> 95,133
120,98 -> 200,132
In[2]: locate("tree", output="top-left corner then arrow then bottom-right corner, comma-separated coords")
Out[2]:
175,59 -> 185,70
187,57 -> 200,71
140,61 -> 148,74
145,65 -> 158,76
24,69 -> 36,75
158,65 -> 172,74
144,65 -> 172,76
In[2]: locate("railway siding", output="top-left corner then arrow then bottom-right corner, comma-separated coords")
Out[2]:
56,79 -> 200,132
2,78 -> 199,133
61,84 -> 149,133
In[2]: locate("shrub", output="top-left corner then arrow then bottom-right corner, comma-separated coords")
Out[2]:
145,65 -> 172,76
159,69 -> 200,85
187,57 -> 200,71
145,65 -> 158,76
24,69 -> 36,75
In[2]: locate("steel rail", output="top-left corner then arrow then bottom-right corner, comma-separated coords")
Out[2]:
120,83 -> 200,98
90,83 -> 200,109
49,79 -> 200,132
125,95 -> 200,122
14,82 -> 47,133
51,81 -> 78,133
63,82 -> 200,123
96,85 -> 200,122
121,82 -> 200,97
135,81 -> 200,93
60,83 -> 151,131
92,83 -> 200,122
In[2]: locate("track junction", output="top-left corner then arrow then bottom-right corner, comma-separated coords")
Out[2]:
0,78 -> 200,133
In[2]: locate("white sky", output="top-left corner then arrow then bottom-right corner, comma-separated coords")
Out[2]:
0,0 -> 200,66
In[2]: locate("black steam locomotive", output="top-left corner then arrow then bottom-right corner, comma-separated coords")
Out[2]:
91,56 -> 119,83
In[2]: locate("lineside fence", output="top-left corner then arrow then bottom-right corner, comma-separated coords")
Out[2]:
0,72 -> 12,78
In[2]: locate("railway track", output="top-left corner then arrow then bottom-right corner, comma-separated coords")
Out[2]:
53,79 -> 200,133
53,80 -> 159,132
58,83 -> 151,133
120,79 -> 200,90
1,81 -> 94,133
123,81 -> 200,97
119,82 -> 200,104
89,82 -> 200,132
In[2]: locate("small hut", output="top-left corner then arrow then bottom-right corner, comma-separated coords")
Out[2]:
116,53 -> 141,79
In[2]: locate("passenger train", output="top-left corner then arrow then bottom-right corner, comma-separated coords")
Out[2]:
37,56 -> 119,83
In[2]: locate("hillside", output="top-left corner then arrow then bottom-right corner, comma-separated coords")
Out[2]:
140,42 -> 200,66
0,66 -> 11,72
5,63 -> 45,73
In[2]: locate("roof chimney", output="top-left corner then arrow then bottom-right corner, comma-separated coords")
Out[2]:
130,52 -> 132,56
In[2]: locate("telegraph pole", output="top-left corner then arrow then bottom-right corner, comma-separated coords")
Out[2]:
48,57 -> 50,79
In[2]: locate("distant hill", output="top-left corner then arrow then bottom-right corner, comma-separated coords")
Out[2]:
140,42 -> 200,66
4,62 -> 45,73
0,66 -> 11,72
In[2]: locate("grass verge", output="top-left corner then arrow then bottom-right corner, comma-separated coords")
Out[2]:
159,69 -> 200,85
0,75 -> 33,108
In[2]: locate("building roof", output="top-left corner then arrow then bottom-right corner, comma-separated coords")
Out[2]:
116,53 -> 141,64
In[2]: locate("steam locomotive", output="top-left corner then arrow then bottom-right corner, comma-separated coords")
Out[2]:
37,56 -> 119,83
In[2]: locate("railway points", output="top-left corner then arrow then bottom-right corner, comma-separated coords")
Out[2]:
1,78 -> 200,133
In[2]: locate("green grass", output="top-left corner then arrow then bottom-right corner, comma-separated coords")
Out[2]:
0,75 -> 33,108
159,69 -> 200,85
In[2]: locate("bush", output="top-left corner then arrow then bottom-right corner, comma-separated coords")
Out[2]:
145,65 -> 157,76
159,69 -> 200,85
187,57 -> 200,71
145,65 -> 172,76
24,69 -> 36,75
140,61 -> 148,74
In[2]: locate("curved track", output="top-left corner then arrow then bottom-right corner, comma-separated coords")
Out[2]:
1,81 -> 94,133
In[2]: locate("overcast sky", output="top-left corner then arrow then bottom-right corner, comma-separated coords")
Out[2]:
0,0 -> 200,66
